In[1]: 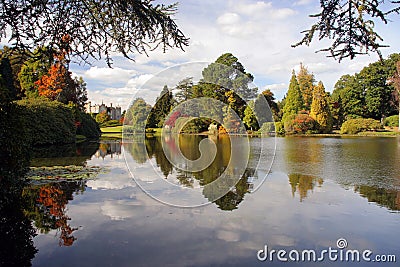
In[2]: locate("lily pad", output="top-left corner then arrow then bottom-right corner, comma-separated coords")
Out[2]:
27,165 -> 107,181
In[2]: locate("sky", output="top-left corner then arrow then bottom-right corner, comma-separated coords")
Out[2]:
39,1 -> 400,110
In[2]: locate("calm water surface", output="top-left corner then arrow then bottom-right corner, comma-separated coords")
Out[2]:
24,136 -> 400,266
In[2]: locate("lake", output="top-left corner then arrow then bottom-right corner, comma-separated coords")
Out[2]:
15,136 -> 400,266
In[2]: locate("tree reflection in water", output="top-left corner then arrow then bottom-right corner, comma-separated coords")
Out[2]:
125,134 -> 253,211
355,185 -> 400,211
0,180 -> 38,267
23,181 -> 86,247
288,173 -> 324,202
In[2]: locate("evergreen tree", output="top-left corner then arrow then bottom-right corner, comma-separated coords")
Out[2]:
175,77 -> 193,103
310,81 -> 333,133
149,85 -> 174,128
261,89 -> 279,122
243,101 -> 258,130
0,56 -> 17,103
282,70 -> 303,123
297,63 -> 315,109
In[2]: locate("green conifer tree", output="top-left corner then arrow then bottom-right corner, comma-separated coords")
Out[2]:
282,70 -> 303,123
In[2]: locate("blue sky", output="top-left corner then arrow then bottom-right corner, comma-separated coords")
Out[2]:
45,1 -> 400,109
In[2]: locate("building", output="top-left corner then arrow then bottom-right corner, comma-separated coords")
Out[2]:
85,101 -> 122,120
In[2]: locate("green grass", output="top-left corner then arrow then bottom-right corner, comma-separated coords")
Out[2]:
357,131 -> 400,136
101,126 -> 123,133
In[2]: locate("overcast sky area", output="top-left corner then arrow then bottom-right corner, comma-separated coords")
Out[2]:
31,1 -> 400,109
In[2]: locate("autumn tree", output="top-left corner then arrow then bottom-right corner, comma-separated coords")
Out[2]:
310,81 -> 333,133
297,63 -> 315,109
18,47 -> 53,98
282,71 -> 304,124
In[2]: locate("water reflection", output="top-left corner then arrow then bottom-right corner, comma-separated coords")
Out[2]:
23,181 -> 86,246
288,173 -> 324,202
355,185 -> 400,211
282,137 -> 400,210
95,142 -> 122,159
124,134 -> 254,210
30,142 -> 99,167
0,180 -> 37,266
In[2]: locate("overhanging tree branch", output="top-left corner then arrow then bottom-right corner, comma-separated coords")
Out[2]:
292,0 -> 400,61
0,0 -> 189,66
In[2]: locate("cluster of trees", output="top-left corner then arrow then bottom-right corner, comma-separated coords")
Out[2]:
126,53 -> 273,133
331,54 -> 400,124
0,42 -> 101,145
280,64 -> 333,134
1,40 -> 88,110
126,53 -> 400,136
279,54 -> 400,135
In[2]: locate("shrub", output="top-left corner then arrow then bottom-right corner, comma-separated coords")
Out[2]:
95,112 -> 110,125
0,102 -> 31,181
384,115 -> 399,127
76,112 -> 101,138
260,122 -> 275,134
101,119 -> 121,127
173,117 -> 207,133
17,98 -> 75,145
340,118 -> 383,134
284,113 -> 317,134
275,122 -> 285,136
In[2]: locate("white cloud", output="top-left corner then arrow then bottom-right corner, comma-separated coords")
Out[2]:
100,200 -> 142,220
86,74 -> 153,109
217,12 -> 241,25
293,0 -> 313,6
67,0 -> 398,104
84,66 -> 137,84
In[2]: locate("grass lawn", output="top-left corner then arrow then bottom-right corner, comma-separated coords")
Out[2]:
101,126 -> 123,133
100,126 -> 122,139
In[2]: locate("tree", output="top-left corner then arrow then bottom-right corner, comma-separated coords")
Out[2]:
18,47 -> 53,98
297,63 -> 315,109
293,1 -> 400,61
148,85 -> 174,127
282,70 -> 303,123
95,111 -> 110,125
332,74 -> 365,119
72,77 -> 88,112
310,81 -> 333,133
0,46 -> 29,98
388,61 -> 400,128
0,0 -> 189,66
261,89 -> 279,121
175,77 -> 193,103
243,101 -> 258,130
0,55 -> 17,103
126,98 -> 152,130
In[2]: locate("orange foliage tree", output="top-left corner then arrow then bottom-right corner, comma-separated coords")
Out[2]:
34,35 -> 86,107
